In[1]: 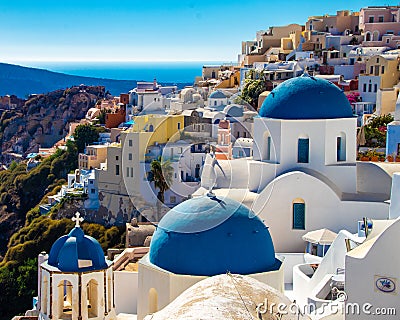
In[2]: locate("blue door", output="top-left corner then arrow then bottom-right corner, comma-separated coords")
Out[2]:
293,203 -> 305,230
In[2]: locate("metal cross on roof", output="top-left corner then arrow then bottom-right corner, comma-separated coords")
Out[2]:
72,212 -> 84,228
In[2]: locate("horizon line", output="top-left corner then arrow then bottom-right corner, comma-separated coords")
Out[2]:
2,59 -> 237,64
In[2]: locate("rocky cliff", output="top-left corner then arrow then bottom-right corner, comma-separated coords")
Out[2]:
0,85 -> 105,157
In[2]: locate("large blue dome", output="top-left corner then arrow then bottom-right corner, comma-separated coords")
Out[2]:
48,227 -> 108,272
259,75 -> 354,119
149,195 -> 279,276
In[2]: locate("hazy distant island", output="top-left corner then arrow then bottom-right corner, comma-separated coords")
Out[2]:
0,62 -> 191,97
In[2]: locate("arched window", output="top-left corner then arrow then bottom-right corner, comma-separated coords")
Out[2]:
149,124 -> 154,132
292,198 -> 305,230
297,136 -> 309,163
87,279 -> 99,318
266,136 -> 271,160
262,131 -> 272,161
149,288 -> 158,314
337,132 -> 346,162
365,32 -> 371,41
58,280 -> 73,319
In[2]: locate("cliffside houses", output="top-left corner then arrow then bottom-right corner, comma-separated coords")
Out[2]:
237,6 -> 400,126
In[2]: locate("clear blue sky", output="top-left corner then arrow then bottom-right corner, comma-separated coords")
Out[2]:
0,0 -> 399,62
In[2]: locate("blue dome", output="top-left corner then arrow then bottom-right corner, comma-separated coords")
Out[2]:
209,90 -> 227,99
259,75 -> 354,119
48,227 -> 108,272
149,195 -> 279,276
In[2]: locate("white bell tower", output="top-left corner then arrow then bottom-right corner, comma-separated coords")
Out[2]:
39,213 -> 116,320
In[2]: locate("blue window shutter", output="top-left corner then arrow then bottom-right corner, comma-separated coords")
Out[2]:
293,203 -> 305,229
267,136 -> 271,160
337,137 -> 342,161
337,136 -> 346,161
298,138 -> 309,163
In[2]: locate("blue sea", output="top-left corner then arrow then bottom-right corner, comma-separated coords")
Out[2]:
22,61 -> 228,84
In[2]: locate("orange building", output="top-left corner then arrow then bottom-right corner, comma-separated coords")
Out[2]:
105,107 -> 126,128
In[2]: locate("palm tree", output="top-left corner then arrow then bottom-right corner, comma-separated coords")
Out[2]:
149,157 -> 174,204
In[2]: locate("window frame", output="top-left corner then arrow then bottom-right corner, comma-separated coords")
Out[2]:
297,138 -> 309,163
293,202 -> 305,230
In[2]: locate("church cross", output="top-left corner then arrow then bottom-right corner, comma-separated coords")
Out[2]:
72,212 -> 84,228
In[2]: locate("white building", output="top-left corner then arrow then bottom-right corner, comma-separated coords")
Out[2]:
169,87 -> 204,112
345,218 -> 399,320
137,194 -> 284,319
128,80 -> 176,115
199,75 -> 393,253
358,75 -> 380,104
343,172 -> 400,319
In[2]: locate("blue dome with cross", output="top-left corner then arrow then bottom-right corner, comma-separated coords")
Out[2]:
149,195 -> 279,276
48,213 -> 108,272
259,75 -> 354,119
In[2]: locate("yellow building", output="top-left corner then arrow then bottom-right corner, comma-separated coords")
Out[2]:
127,114 -> 184,159
280,30 -> 303,55
215,70 -> 240,89
241,24 -> 304,66
258,24 -> 304,55
365,55 -> 400,89
305,10 -> 359,34
243,54 -> 267,66
78,145 -> 108,170
376,87 -> 400,115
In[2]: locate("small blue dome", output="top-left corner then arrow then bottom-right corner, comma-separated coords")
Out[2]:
209,90 -> 227,99
259,75 -> 354,119
48,227 -> 108,272
149,195 -> 279,276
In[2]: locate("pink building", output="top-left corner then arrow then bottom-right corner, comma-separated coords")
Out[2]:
360,6 -> 400,43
